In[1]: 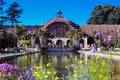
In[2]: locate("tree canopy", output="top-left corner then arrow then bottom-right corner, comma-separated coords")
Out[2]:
6,2 -> 23,26
87,5 -> 120,24
0,30 -> 18,52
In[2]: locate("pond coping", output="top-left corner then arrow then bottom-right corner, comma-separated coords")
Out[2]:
0,50 -> 40,60
78,51 -> 120,60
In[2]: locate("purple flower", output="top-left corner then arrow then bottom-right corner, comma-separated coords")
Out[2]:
96,32 -> 100,36
108,35 -> 113,41
90,48 -> 96,53
92,55 -> 96,60
70,64 -> 74,68
95,32 -> 100,38
104,39 -> 107,42
0,63 -> 20,79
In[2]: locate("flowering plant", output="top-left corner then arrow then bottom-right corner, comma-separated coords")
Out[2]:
0,63 -> 20,80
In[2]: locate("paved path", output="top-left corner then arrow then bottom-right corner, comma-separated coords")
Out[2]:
78,51 -> 120,60
0,50 -> 40,59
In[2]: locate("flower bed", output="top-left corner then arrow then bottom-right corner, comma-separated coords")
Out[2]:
0,54 -> 120,80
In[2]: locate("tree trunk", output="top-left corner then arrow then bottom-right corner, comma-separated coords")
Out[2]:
17,38 -> 20,51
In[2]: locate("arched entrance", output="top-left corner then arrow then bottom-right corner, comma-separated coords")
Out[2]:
67,40 -> 72,47
47,40 -> 53,47
79,39 -> 84,48
56,40 -> 62,47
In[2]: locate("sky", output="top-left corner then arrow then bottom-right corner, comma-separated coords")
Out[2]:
2,0 -> 120,25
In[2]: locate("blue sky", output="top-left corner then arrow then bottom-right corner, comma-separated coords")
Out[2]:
2,0 -> 120,25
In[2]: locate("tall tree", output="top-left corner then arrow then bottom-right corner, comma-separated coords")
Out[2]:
87,5 -> 120,24
6,2 -> 23,26
0,0 -> 7,26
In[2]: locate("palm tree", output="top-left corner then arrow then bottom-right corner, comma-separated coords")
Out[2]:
13,24 -> 27,38
34,29 -> 54,49
12,24 -> 27,50
66,29 -> 87,49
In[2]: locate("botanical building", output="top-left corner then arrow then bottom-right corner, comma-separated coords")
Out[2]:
0,11 -> 120,48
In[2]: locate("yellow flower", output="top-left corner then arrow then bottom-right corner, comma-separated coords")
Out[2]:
34,71 -> 38,75
109,54 -> 113,59
34,66 -> 37,68
55,76 -> 59,80
99,74 -> 103,78
46,63 -> 51,67
47,71 -> 51,75
39,65 -> 42,69
79,60 -> 83,64
36,66 -> 40,69
74,73 -> 78,77
44,74 -> 49,78
96,55 -> 99,59
34,71 -> 40,77
36,74 -> 40,77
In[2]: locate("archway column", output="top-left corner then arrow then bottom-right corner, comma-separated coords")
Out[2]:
31,37 -> 35,48
84,37 -> 88,48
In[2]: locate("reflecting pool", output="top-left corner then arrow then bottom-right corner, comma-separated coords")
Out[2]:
0,52 -> 85,76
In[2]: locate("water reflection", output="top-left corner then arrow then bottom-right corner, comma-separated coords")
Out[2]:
0,52 -> 85,76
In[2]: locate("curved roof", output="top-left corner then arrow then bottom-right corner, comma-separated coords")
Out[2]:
43,16 -> 79,29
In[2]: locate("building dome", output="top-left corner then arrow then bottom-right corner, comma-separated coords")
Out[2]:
43,10 -> 79,29
43,11 -> 79,37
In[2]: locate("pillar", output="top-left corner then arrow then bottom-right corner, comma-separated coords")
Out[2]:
84,37 -> 88,48
31,37 -> 35,48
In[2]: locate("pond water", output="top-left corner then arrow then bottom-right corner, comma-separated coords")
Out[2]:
0,52 -> 85,77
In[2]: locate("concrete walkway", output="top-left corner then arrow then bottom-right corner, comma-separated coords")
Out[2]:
78,50 -> 120,60
0,49 -> 40,59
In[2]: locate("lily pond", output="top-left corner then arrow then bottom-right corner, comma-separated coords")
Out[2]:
0,52 -> 120,80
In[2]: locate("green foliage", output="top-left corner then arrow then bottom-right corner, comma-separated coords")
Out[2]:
31,62 -> 57,80
87,5 -> 120,24
0,30 -> 17,51
66,29 -> 87,39
34,29 -> 54,38
65,55 -> 120,80
12,24 -> 27,39
47,42 -> 52,46
20,40 -> 30,46
6,2 -> 23,26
